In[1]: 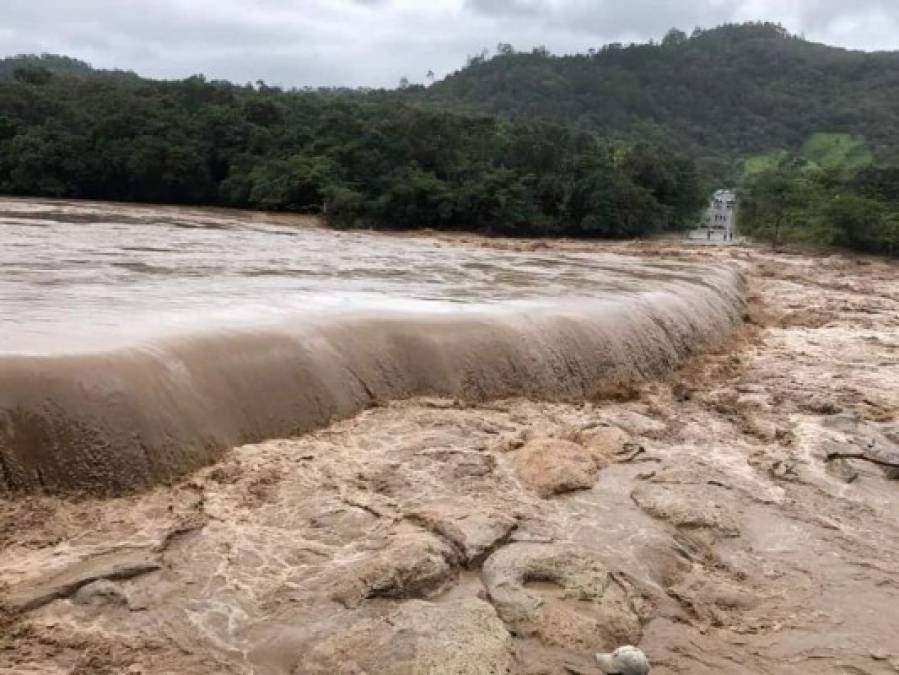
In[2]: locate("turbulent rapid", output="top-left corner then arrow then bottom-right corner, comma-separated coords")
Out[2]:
0,197 -> 744,494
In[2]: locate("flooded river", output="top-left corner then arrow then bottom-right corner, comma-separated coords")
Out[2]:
0,197 -> 743,494
3,201 -> 899,675
3,197 -> 726,353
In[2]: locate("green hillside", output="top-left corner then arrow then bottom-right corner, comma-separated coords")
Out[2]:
743,133 -> 873,178
800,133 -> 873,174
743,150 -> 790,178
0,54 -> 96,80
417,23 -> 899,184
1,22 -> 898,252
0,54 -> 140,87
0,64 -> 703,237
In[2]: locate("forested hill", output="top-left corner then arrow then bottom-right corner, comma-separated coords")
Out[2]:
418,23 -> 899,181
2,23 -> 897,249
0,54 -> 127,81
0,58 -> 703,237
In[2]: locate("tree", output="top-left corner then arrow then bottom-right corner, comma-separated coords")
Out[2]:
13,64 -> 52,86
0,113 -> 15,140
421,21 -> 899,197
824,194 -> 894,253
740,166 -> 809,247
662,29 -> 688,47
0,48 -> 717,241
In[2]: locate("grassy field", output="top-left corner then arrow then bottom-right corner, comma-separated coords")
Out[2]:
743,133 -> 873,179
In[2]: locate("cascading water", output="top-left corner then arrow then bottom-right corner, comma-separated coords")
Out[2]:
0,197 -> 744,494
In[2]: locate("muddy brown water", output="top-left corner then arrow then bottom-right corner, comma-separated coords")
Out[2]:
0,197 -> 743,494
2,197 -> 731,352
2,205 -> 899,674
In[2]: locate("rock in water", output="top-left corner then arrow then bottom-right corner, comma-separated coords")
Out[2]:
407,498 -> 518,564
577,425 -> 631,466
296,599 -> 515,674
327,526 -> 459,608
515,438 -> 598,497
482,543 -> 645,649
72,579 -> 130,608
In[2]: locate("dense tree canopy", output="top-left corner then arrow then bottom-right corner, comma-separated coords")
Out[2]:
414,22 -> 899,253
0,60 -> 703,237
739,161 -> 899,255
421,23 -> 899,184
3,22 -> 899,252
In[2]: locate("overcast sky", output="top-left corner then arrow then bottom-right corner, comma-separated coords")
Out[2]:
3,1 -> 899,88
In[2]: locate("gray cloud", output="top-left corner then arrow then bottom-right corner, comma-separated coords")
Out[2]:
3,1 -> 899,88
466,0 -> 544,17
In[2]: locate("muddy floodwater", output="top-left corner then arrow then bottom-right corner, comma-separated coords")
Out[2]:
1,197 -> 724,353
2,198 -> 899,675
0,197 -> 742,494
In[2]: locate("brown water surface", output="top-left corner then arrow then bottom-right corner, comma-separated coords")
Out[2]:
3,216 -> 898,674
1,197 -> 719,353
0,197 -> 743,494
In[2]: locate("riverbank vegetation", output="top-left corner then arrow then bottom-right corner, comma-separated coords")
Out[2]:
416,22 -> 899,254
739,161 -> 899,255
2,21 -> 899,252
421,23 -> 899,184
0,58 -> 701,237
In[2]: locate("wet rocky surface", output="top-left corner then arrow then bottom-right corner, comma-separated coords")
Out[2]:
1,239 -> 898,674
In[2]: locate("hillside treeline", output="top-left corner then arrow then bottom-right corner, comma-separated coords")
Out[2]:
740,162 -> 899,255
0,61 -> 702,237
422,23 -> 899,182
5,21 -> 899,253
413,18 -> 899,255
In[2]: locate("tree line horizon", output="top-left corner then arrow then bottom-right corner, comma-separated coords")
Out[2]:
1,21 -> 898,252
